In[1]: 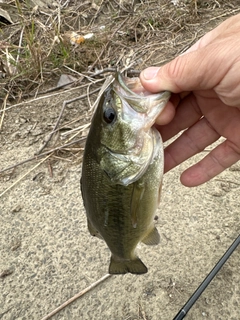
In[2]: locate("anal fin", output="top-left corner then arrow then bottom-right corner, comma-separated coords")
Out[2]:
87,219 -> 103,240
142,227 -> 160,245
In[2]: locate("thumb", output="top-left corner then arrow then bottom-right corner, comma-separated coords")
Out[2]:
140,44 -> 231,94
140,14 -> 240,94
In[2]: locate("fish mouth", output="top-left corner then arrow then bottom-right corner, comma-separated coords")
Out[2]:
99,73 -> 169,186
113,73 -> 170,129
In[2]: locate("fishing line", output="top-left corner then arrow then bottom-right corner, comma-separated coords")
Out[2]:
173,233 -> 240,320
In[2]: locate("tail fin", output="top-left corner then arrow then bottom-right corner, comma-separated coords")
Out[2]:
109,256 -> 148,274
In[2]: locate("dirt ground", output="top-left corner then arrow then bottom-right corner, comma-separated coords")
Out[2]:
0,1 -> 239,320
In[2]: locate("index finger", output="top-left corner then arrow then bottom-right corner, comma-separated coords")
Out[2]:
156,93 -> 202,142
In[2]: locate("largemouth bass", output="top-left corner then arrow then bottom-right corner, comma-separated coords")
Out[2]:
81,73 -> 170,274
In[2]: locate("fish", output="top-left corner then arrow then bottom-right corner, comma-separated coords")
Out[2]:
81,73 -> 170,274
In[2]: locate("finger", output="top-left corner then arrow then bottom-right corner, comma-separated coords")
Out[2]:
215,59 -> 240,107
163,117 -> 220,173
156,93 -> 202,142
155,100 -> 176,125
140,43 -> 233,94
180,139 -> 240,187
155,93 -> 182,125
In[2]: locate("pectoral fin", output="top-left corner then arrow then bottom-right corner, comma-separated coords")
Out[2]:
142,227 -> 160,245
130,182 -> 145,228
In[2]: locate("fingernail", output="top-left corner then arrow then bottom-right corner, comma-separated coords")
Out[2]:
142,67 -> 159,80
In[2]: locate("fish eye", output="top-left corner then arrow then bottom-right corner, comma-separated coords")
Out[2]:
103,107 -> 116,124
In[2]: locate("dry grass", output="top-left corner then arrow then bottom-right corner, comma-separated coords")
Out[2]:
1,0 -> 240,173
1,0 -> 240,102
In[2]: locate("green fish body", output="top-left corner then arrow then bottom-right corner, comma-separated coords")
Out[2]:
81,73 -> 170,274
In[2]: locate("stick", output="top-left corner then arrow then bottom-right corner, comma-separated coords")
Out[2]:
40,274 -> 112,320
88,16 -> 129,72
36,88 -> 100,154
0,154 -> 52,198
173,234 -> 240,320
0,80 -> 104,113
0,137 -> 86,175
0,92 -> 9,130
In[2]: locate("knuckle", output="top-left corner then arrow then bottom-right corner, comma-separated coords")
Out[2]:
220,93 -> 240,107
165,56 -> 185,82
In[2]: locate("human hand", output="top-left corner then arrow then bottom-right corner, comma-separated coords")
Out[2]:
140,14 -> 240,187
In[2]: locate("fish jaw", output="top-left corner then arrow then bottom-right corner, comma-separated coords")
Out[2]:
114,73 -> 171,129
99,128 -> 154,186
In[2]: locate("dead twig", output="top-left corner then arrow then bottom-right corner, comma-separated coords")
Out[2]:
0,80 -> 105,114
0,154 -> 52,198
40,274 -> 112,320
0,92 -> 9,130
215,179 -> 240,186
86,68 -> 140,77
88,16 -> 129,72
0,137 -> 86,175
36,87 -> 100,154
208,8 -> 240,21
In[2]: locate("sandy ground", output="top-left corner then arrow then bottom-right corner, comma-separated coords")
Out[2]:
1,2 -> 240,318
0,88 -> 239,320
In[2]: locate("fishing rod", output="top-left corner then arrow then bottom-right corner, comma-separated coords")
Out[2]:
173,233 -> 240,320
